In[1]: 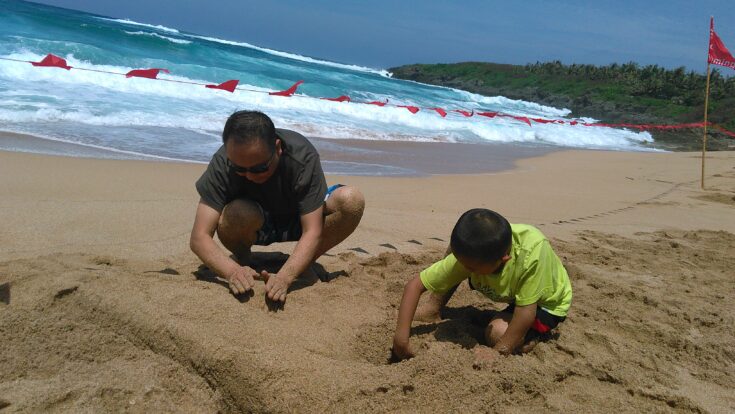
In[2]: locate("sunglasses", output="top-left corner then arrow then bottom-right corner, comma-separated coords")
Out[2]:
231,150 -> 276,174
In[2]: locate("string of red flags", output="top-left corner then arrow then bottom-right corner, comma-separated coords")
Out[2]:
1,52 -> 732,138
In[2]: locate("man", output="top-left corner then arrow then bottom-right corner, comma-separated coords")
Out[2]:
190,110 -> 365,304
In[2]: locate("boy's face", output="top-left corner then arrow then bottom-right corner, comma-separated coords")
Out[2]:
455,253 -> 510,275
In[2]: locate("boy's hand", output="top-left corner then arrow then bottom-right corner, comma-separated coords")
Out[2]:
391,340 -> 415,361
227,266 -> 258,295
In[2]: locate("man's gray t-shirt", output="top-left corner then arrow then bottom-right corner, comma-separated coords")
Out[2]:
196,128 -> 328,226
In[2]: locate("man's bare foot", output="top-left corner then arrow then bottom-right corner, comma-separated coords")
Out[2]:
472,346 -> 499,369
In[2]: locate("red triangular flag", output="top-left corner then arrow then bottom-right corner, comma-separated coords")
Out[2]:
531,118 -> 554,124
205,79 -> 239,93
367,100 -> 388,106
511,115 -> 532,126
126,68 -> 170,79
430,108 -> 447,117
398,105 -> 419,114
321,95 -> 351,102
477,111 -> 498,118
30,54 -> 71,70
708,18 -> 735,70
269,80 -> 304,96
453,109 -> 474,117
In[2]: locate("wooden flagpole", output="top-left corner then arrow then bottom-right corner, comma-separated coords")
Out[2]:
701,61 -> 711,189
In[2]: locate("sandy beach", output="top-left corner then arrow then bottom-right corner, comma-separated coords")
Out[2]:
1,134 -> 734,413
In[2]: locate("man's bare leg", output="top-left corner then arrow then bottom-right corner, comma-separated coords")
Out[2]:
216,199 -> 264,265
314,186 -> 365,258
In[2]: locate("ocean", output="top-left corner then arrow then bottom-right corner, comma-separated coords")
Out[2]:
0,0 -> 655,174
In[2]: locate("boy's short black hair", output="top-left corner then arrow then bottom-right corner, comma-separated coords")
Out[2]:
222,110 -> 277,152
450,208 -> 512,262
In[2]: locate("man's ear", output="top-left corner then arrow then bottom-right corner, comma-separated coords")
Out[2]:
275,138 -> 282,155
500,254 -> 511,263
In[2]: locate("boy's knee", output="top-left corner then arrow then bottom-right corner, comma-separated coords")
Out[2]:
485,318 -> 507,346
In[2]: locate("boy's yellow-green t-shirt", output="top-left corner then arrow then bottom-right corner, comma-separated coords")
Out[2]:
420,224 -> 572,317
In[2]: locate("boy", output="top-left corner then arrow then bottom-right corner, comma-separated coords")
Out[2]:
392,208 -> 572,362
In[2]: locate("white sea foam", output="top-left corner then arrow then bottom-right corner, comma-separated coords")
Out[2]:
124,31 -> 192,45
96,17 -> 181,34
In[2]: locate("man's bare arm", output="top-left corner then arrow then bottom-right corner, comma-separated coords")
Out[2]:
262,205 -> 324,302
189,200 -> 257,294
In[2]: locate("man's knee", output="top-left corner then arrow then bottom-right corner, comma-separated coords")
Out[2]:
219,198 -> 264,236
329,186 -> 365,218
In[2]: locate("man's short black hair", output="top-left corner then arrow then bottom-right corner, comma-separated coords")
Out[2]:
222,110 -> 277,152
450,208 -> 512,262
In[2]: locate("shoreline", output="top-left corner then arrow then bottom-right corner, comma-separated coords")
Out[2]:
1,130 -> 570,176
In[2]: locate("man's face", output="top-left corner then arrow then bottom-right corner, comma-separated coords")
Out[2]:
225,138 -> 281,184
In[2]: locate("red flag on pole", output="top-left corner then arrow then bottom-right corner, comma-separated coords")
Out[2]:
205,79 -> 239,92
269,80 -> 304,96
429,107 -> 447,117
31,54 -> 71,70
126,68 -> 170,79
708,17 -> 735,70
367,100 -> 388,106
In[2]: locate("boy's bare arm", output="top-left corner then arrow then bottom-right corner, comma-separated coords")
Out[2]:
392,275 -> 427,359
494,302 -> 537,355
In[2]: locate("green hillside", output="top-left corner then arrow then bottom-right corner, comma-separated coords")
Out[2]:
389,61 -> 735,151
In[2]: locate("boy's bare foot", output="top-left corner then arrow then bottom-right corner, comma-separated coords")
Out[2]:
414,304 -> 441,322
519,338 -> 539,354
472,346 -> 499,369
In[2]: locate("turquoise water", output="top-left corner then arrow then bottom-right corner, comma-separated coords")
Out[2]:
0,0 -> 653,169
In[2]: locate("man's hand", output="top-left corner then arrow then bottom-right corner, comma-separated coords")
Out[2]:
391,339 -> 415,362
258,270 -> 291,303
227,266 -> 258,295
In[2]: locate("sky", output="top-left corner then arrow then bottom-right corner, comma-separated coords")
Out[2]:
28,0 -> 735,73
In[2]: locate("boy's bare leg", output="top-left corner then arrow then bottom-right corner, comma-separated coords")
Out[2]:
314,186 -> 365,259
216,199 -> 264,265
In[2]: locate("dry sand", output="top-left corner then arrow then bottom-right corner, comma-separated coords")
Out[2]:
1,138 -> 734,413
